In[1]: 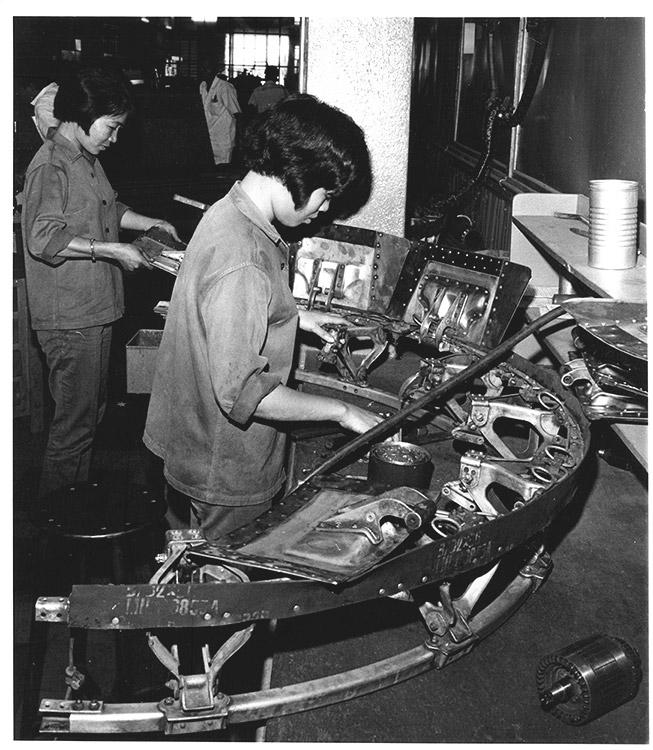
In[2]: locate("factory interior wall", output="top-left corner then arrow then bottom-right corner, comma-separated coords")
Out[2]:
516,17 -> 646,199
305,17 -> 414,236
408,18 -> 646,213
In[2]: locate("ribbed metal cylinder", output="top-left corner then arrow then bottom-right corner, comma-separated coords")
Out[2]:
588,180 -> 639,269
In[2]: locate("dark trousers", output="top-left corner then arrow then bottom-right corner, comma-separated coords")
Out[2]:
165,485 -> 274,542
189,497 -> 273,542
36,324 -> 112,497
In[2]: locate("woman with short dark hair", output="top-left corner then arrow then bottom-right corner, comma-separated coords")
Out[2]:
144,94 -> 380,541
21,65 -> 180,497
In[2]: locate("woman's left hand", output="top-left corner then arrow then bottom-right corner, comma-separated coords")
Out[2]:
151,220 -> 181,242
298,309 -> 349,343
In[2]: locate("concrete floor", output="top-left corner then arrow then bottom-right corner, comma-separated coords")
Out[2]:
13,340 -> 648,742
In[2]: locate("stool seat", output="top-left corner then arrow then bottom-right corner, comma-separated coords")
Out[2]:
32,481 -> 166,540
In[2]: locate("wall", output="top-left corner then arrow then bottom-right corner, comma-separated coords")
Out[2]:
517,18 -> 646,197
305,17 -> 414,235
406,17 -> 646,256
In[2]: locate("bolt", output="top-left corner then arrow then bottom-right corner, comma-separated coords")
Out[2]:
164,697 -> 174,705
203,612 -> 212,621
111,617 -> 120,625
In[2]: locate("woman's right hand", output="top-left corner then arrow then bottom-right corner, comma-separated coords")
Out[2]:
337,403 -> 385,435
109,243 -> 153,271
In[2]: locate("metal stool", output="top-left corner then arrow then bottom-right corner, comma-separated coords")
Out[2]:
33,481 -> 166,583
22,481 -> 166,738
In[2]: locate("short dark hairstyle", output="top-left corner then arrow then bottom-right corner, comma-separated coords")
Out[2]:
264,65 -> 279,81
53,66 -> 134,134
241,94 -> 372,218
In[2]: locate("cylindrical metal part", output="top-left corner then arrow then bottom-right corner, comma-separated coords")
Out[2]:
536,634 -> 642,725
588,180 -> 639,269
367,442 -> 433,489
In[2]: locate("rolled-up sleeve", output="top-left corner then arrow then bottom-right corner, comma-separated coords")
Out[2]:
201,264 -> 282,424
116,199 -> 130,225
23,163 -> 75,265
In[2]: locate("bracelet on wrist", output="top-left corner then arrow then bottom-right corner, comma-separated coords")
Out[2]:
90,238 -> 96,263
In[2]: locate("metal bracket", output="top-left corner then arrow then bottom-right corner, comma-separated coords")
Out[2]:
40,698 -> 103,714
560,358 -> 647,421
454,397 -> 561,459
35,596 -> 70,624
147,625 -> 254,731
440,450 -> 546,517
318,324 -> 388,385
158,692 -> 230,735
420,581 -> 477,667
519,546 -> 553,589
316,491 -> 433,544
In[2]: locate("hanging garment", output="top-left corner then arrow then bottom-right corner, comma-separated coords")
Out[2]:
199,76 -> 241,165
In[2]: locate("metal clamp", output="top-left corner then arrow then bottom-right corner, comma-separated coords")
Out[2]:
147,624 -> 254,733
318,324 -> 388,385
317,488 -> 435,545
158,692 -> 230,735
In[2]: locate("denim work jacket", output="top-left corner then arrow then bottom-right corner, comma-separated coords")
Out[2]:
21,130 -> 128,330
144,183 -> 299,506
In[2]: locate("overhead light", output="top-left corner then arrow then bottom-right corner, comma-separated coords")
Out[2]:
165,18 -> 173,30
140,17 -> 149,23
192,15 -> 215,23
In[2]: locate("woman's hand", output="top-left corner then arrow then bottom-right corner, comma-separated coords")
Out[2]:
110,243 -> 153,271
150,220 -> 181,242
298,309 -> 349,343
337,403 -> 385,434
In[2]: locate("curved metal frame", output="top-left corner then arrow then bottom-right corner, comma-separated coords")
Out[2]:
36,313 -> 590,736
42,547 -> 548,734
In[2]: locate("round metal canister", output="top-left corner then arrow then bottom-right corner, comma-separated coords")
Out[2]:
367,442 -> 433,489
588,180 -> 639,269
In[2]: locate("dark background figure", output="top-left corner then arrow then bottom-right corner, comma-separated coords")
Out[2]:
247,65 -> 289,114
232,68 -> 262,112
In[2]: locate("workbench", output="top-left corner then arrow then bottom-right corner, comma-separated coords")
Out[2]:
510,192 -> 647,471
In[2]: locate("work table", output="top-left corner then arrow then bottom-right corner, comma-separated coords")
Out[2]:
510,192 -> 647,471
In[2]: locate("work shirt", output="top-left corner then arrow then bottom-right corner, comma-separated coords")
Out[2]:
21,130 -> 128,330
248,82 -> 288,113
143,182 -> 299,506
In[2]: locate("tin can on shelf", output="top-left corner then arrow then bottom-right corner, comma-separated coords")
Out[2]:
588,179 -> 639,269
